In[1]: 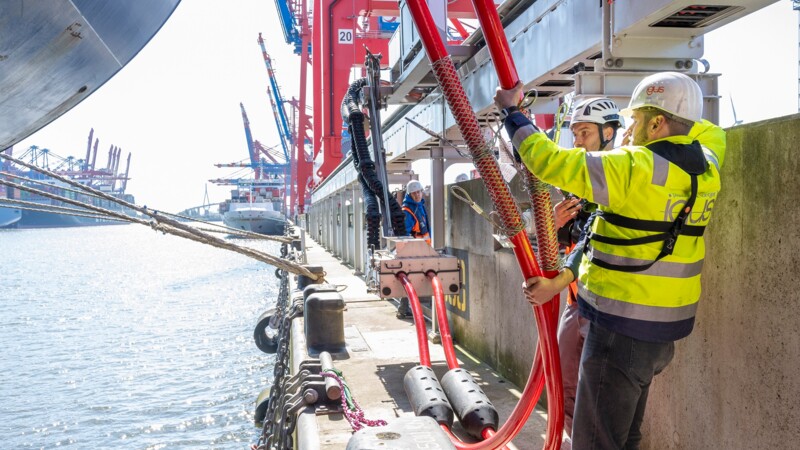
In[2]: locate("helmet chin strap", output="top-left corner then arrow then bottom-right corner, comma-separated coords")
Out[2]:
598,124 -> 618,150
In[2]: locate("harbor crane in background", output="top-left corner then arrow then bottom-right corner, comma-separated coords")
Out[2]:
270,0 -> 314,216
257,35 -> 301,214
271,0 -> 490,186
211,103 -> 290,199
7,129 -> 131,195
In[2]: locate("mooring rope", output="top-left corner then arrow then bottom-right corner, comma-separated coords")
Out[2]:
0,153 -> 320,280
0,171 -> 107,201
155,209 -> 294,243
0,197 -> 128,222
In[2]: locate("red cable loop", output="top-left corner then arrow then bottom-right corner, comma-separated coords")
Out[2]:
469,0 -> 565,447
397,272 -> 432,367
403,0 -> 564,447
428,272 -> 459,370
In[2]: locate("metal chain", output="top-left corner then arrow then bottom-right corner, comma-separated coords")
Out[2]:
255,239 -> 301,450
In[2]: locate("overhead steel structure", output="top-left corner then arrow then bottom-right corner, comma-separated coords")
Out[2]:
309,0 -> 777,252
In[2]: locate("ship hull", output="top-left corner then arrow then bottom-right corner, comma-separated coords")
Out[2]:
223,208 -> 286,235
0,207 -> 21,228
18,209 -> 127,228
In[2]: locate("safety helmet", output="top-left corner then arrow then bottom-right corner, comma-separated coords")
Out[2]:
406,180 -> 423,194
571,97 -> 624,128
621,72 -> 703,123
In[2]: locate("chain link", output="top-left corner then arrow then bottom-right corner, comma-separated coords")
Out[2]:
254,238 -> 300,450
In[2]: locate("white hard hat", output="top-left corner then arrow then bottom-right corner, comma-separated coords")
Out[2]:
571,97 -> 624,128
621,72 -> 703,123
406,180 -> 423,194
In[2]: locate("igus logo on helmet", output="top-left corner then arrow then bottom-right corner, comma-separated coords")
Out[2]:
646,85 -> 665,95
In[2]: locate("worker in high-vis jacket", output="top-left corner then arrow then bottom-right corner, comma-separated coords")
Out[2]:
402,180 -> 431,245
494,72 -> 726,450
553,97 -> 625,446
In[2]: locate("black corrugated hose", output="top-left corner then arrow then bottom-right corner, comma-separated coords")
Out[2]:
342,79 -> 406,241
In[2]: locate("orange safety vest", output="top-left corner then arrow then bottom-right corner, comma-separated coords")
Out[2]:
402,206 -> 431,245
565,242 -> 579,306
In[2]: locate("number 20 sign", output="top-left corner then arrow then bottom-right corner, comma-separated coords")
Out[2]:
338,29 -> 353,44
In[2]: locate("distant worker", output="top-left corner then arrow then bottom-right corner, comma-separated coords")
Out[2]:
495,72 -> 725,449
551,97 -> 624,444
402,180 -> 431,245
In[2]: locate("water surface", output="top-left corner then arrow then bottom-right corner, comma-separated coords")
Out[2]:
0,225 -> 278,449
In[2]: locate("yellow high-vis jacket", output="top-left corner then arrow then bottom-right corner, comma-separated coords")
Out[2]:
509,117 -> 725,342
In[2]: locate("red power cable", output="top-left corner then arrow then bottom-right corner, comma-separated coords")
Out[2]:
402,0 -> 562,448
397,272 -> 432,367
467,0 -> 564,447
428,272 -> 459,370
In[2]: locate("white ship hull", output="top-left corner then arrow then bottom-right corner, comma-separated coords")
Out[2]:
223,206 -> 286,235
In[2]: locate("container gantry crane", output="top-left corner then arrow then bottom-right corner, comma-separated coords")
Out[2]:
258,32 -> 312,215
237,102 -> 289,184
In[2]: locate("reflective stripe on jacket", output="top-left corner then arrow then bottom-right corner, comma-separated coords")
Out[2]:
512,118 -> 725,342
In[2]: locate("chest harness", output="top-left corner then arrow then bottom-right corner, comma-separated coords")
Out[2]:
582,140 -> 710,273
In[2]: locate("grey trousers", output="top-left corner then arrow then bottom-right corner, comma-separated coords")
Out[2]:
557,301 -> 590,438
572,323 -> 675,450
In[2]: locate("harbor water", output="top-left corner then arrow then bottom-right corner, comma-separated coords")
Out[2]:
0,224 -> 279,449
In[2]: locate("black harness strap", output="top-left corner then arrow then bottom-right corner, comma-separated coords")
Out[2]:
583,140 -> 706,273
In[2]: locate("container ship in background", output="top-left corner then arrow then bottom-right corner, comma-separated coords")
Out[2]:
1,129 -> 137,228
212,102 -> 290,236
219,178 -> 287,235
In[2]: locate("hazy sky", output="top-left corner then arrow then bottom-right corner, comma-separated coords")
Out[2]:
13,0 -> 799,212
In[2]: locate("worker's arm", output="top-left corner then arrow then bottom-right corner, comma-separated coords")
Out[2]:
503,109 -> 636,210
522,269 -> 575,305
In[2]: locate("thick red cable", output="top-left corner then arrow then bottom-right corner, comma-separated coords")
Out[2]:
403,0 -> 561,448
397,272 -> 432,367
469,0 -> 565,448
482,427 -> 513,450
428,272 -> 459,370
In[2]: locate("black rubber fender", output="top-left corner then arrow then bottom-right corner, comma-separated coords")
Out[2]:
275,268 -> 284,279
254,387 -> 271,426
254,308 -> 280,354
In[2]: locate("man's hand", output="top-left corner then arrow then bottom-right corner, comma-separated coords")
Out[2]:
621,127 -> 633,146
522,270 -> 575,305
494,81 -> 524,111
554,197 -> 582,229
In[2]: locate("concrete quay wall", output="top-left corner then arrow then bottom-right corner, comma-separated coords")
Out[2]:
445,114 -> 800,448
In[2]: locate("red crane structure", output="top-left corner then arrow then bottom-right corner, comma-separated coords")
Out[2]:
267,0 -> 484,215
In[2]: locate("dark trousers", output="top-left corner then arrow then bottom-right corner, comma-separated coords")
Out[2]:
571,323 -> 675,450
